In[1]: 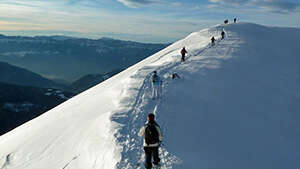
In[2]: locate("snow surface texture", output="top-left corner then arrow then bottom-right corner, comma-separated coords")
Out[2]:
1,22 -> 300,169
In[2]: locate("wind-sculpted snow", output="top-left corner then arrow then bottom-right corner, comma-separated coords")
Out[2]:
0,22 -> 300,169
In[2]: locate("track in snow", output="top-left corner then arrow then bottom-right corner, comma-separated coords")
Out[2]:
110,37 -> 220,168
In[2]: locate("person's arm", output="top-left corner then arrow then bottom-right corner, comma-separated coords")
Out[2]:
138,126 -> 145,137
156,126 -> 163,142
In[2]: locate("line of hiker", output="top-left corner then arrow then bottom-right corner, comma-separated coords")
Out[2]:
138,18 -> 238,168
224,17 -> 238,24
181,18 -> 235,62
138,69 -> 181,168
212,27 -> 227,46
181,30 -> 226,61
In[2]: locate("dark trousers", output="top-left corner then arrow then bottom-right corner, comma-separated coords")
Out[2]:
181,54 -> 185,62
144,146 -> 160,169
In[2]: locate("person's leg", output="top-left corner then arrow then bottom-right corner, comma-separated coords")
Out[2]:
158,82 -> 162,97
158,83 -> 161,97
152,147 -> 160,165
144,147 -> 153,169
155,85 -> 159,98
152,83 -> 155,98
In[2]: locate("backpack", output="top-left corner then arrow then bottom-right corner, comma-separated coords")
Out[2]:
144,122 -> 159,145
181,48 -> 186,55
152,74 -> 158,83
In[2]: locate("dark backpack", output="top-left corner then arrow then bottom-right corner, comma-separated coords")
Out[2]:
181,48 -> 186,55
152,74 -> 158,83
144,122 -> 159,145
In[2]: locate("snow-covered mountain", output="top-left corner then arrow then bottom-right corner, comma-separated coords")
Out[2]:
0,22 -> 299,169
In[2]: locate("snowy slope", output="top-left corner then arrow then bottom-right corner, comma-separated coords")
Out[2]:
1,22 -> 300,169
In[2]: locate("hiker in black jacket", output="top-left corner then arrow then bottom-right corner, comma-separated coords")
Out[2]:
221,30 -> 225,40
211,36 -> 216,46
138,113 -> 163,169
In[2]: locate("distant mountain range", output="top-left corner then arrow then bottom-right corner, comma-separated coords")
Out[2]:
0,61 -> 123,93
0,35 -> 168,136
0,61 -> 63,88
0,82 -> 73,135
0,35 -> 169,81
0,62 -> 125,136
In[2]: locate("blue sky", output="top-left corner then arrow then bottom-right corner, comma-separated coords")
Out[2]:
0,0 -> 299,43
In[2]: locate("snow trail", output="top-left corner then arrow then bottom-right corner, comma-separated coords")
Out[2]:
111,66 -> 178,169
111,28 -> 224,168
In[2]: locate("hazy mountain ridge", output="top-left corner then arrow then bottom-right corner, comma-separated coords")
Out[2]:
0,61 -> 63,88
0,36 -> 167,136
0,35 -> 169,81
0,62 -> 121,135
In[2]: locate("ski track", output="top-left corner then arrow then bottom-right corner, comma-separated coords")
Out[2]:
111,66 -> 181,168
62,156 -> 79,169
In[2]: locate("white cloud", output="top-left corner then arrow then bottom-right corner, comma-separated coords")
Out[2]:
116,0 -> 180,8
209,0 -> 300,13
117,0 -> 159,8
209,0 -> 249,5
